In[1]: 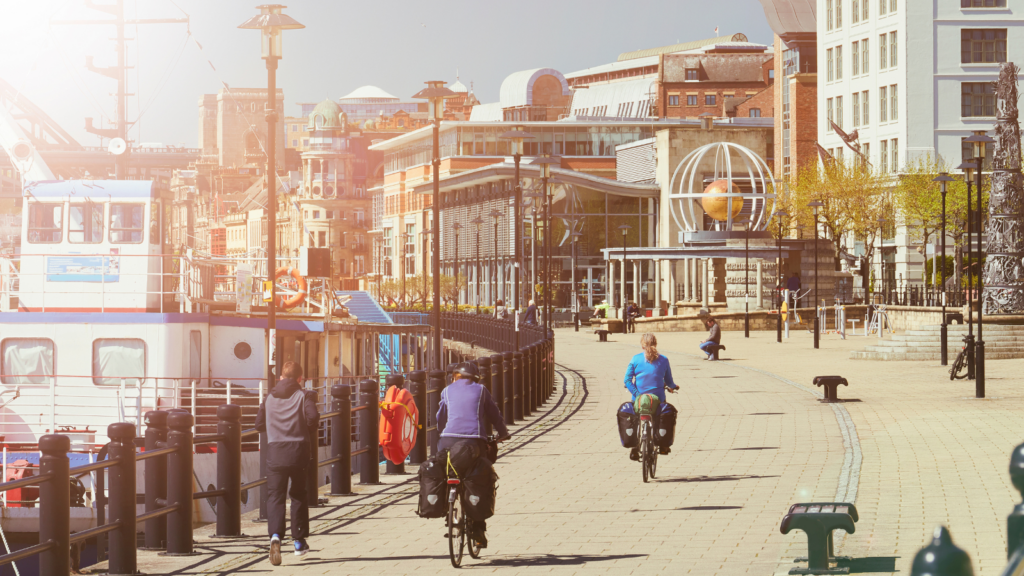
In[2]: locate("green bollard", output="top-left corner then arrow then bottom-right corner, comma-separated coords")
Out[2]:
910,526 -> 974,576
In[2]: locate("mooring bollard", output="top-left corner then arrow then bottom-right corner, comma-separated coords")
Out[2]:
165,411 -> 194,556
142,410 -> 168,550
502,351 -> 515,425
910,526 -> 974,576
215,404 -> 242,537
328,383 -> 353,495
38,433 -> 71,576
407,372 -> 427,465
384,374 -> 406,475
107,422 -> 137,575
513,351 -> 524,421
359,379 -> 380,485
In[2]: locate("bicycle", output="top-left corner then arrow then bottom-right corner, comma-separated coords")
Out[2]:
638,412 -> 657,483
444,435 -> 505,568
950,337 -> 971,381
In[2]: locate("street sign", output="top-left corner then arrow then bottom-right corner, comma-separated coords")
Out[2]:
262,280 -> 274,303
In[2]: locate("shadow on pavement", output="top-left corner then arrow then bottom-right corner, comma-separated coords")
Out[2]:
657,474 -> 780,483
678,505 -> 743,510
837,556 -> 899,573
484,553 -> 648,567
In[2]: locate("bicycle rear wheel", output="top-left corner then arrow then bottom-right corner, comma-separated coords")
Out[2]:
448,495 -> 465,567
649,446 -> 658,479
640,422 -> 650,484
467,516 -> 482,559
950,349 -> 968,380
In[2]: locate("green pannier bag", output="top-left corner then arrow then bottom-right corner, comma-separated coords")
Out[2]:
634,393 -> 660,417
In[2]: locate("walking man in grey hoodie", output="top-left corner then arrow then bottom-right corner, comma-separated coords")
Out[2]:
256,361 -> 319,565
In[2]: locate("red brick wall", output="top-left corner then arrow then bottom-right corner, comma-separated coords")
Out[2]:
661,81 -> 770,119
532,75 -> 570,109
789,74 -> 818,181
735,86 -> 774,118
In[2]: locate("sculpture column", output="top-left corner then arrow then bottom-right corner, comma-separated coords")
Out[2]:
633,261 -> 641,306
669,260 -> 678,315
620,257 -> 627,318
682,258 -> 691,302
701,258 -> 710,308
607,260 -> 616,313
654,259 -> 663,317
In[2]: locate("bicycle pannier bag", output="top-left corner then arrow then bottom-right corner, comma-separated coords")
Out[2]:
463,458 -> 499,521
616,402 -> 638,448
657,402 -> 678,448
446,440 -> 482,478
416,456 -> 447,518
634,393 -> 660,417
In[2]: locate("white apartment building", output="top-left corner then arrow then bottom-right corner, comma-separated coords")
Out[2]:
817,0 -> 1020,288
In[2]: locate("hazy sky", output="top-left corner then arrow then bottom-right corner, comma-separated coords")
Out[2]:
0,0 -> 775,148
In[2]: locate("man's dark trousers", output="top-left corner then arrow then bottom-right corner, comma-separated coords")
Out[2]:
267,465 -> 309,541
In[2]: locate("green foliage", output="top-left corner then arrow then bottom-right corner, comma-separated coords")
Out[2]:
924,255 -> 956,287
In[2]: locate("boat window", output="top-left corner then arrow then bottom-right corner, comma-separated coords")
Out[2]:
69,203 -> 104,243
93,338 -> 146,385
149,202 -> 160,245
110,204 -> 144,243
2,338 -> 54,385
27,204 -> 62,243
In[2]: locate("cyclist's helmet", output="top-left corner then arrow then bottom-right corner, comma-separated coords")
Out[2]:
452,362 -> 481,382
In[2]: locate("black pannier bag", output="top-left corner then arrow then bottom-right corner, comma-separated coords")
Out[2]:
657,403 -> 678,448
416,456 -> 447,518
616,402 -> 638,448
463,458 -> 499,521
446,439 -> 482,477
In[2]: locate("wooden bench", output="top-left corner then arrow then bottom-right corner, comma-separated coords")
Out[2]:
706,343 -> 726,360
813,375 -> 848,403
780,502 -> 858,574
595,329 -> 611,342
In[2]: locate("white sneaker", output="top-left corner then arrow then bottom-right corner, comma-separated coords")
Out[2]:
294,540 -> 310,558
269,535 -> 282,566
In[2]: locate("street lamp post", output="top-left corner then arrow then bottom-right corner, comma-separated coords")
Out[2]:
571,231 -> 583,331
499,127 -> 535,351
453,222 -> 462,310
239,4 -> 304,385
957,159 -> 976,380
877,217 -> 886,306
421,228 -> 432,309
933,173 -> 954,366
471,217 -> 483,314
966,133 -> 994,397
489,209 -> 501,306
400,232 -> 407,308
774,210 -> 788,343
743,221 -> 750,338
618,224 -> 632,334
530,155 -> 559,336
808,200 -> 824,349
412,81 -> 458,369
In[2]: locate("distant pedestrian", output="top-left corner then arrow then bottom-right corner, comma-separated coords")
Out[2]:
626,302 -> 640,333
523,299 -> 538,325
787,272 -> 801,292
699,317 -> 722,361
494,299 -> 509,320
256,361 -> 319,565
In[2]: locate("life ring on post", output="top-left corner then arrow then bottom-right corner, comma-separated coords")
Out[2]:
274,267 -> 307,309
379,385 -> 419,465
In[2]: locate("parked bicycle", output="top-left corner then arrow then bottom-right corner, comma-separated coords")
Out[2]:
950,336 -> 971,381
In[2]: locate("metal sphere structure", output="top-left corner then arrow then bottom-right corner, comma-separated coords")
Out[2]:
669,141 -> 775,233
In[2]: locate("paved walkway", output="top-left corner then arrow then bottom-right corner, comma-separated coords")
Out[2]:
87,326 -> 1024,575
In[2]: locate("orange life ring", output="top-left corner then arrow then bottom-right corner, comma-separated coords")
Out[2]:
274,267 -> 307,309
379,385 -> 419,465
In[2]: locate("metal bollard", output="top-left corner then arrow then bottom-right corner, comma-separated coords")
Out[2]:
327,383 -> 353,495
521,346 -> 532,418
502,351 -> 515,425
142,410 -> 168,550
910,526 -> 974,576
359,379 -> 380,485
107,422 -> 137,575
490,354 -> 504,420
1009,442 -> 1024,557
215,404 -> 243,537
38,433 -> 70,576
531,344 -> 540,412
165,412 -> 195,556
384,374 -> 406,475
427,370 -> 445,458
407,371 -> 427,464
513,351 -> 524,421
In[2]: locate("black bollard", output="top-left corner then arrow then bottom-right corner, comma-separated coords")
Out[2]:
513,351 -> 524,421
522,346 -> 532,418
490,354 -> 504,421
910,526 -> 974,576
359,379 -> 380,485
407,371 -> 427,464
477,357 -> 493,436
384,374 -> 406,475
106,422 -> 137,575
328,383 -> 353,495
427,370 -> 445,458
502,351 -> 515,425
307,387 -> 322,509
1009,442 -> 1024,557
38,433 -> 70,576
215,404 -> 243,537
142,410 -> 168,549
165,412 -> 195,556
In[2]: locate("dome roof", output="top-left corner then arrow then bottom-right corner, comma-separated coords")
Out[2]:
309,98 -> 343,129
339,85 -> 398,101
450,79 -> 468,93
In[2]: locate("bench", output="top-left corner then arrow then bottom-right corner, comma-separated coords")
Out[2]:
706,343 -> 726,360
788,502 -> 859,564
813,375 -> 848,403
780,502 -> 858,574
946,312 -> 964,325
595,330 -> 611,342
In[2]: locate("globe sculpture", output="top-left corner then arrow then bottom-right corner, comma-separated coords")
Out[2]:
701,179 -> 743,221
668,142 -> 775,233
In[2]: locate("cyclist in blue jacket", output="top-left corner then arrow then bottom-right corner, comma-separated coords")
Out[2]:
623,333 -> 678,459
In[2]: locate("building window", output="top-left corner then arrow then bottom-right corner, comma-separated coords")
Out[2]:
2,338 -> 54,384
355,255 -> 365,275
827,48 -> 834,81
880,139 -> 888,172
292,139 -> 298,147
891,138 -> 898,172
880,0 -> 887,14
291,125 -> 297,132
852,41 -> 860,75
685,69 -> 699,80
879,86 -> 888,122
312,210 -> 320,219
862,142 -> 870,163
862,90 -> 869,125
890,0 -> 896,11
890,84 -> 898,120
879,33 -> 887,69
686,95 -> 697,107
92,339 -> 145,386
836,45 -> 843,79
853,0 -> 860,22
890,31 -> 898,67
318,231 -> 326,247
668,95 -> 680,106
962,0 -> 1006,5
326,210 -> 333,219
302,138 -> 309,147
705,94 -> 717,106
837,95 -> 844,128
862,38 -> 870,73
827,98 -> 834,131
962,82 -> 996,116
853,92 -> 861,126
863,0 -> 870,20
837,0 -> 843,27
749,108 -> 762,117
827,0 -> 834,30
961,29 -> 1007,63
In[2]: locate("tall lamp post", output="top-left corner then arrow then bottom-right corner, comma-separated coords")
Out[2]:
741,221 -> 751,338
618,224 -> 632,334
453,222 -> 462,310
524,192 -> 543,309
489,209 -> 502,306
774,210 -> 788,343
400,232 -> 408,308
808,200 -> 824,349
933,173 -> 954,366
471,217 -> 483,314
966,132 -> 994,397
421,228 -> 432,309
530,155 -> 559,336
956,160 -> 976,380
877,217 -> 886,305
238,4 -> 304,383
571,231 -> 583,331
412,81 -> 458,369
499,127 -> 535,351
